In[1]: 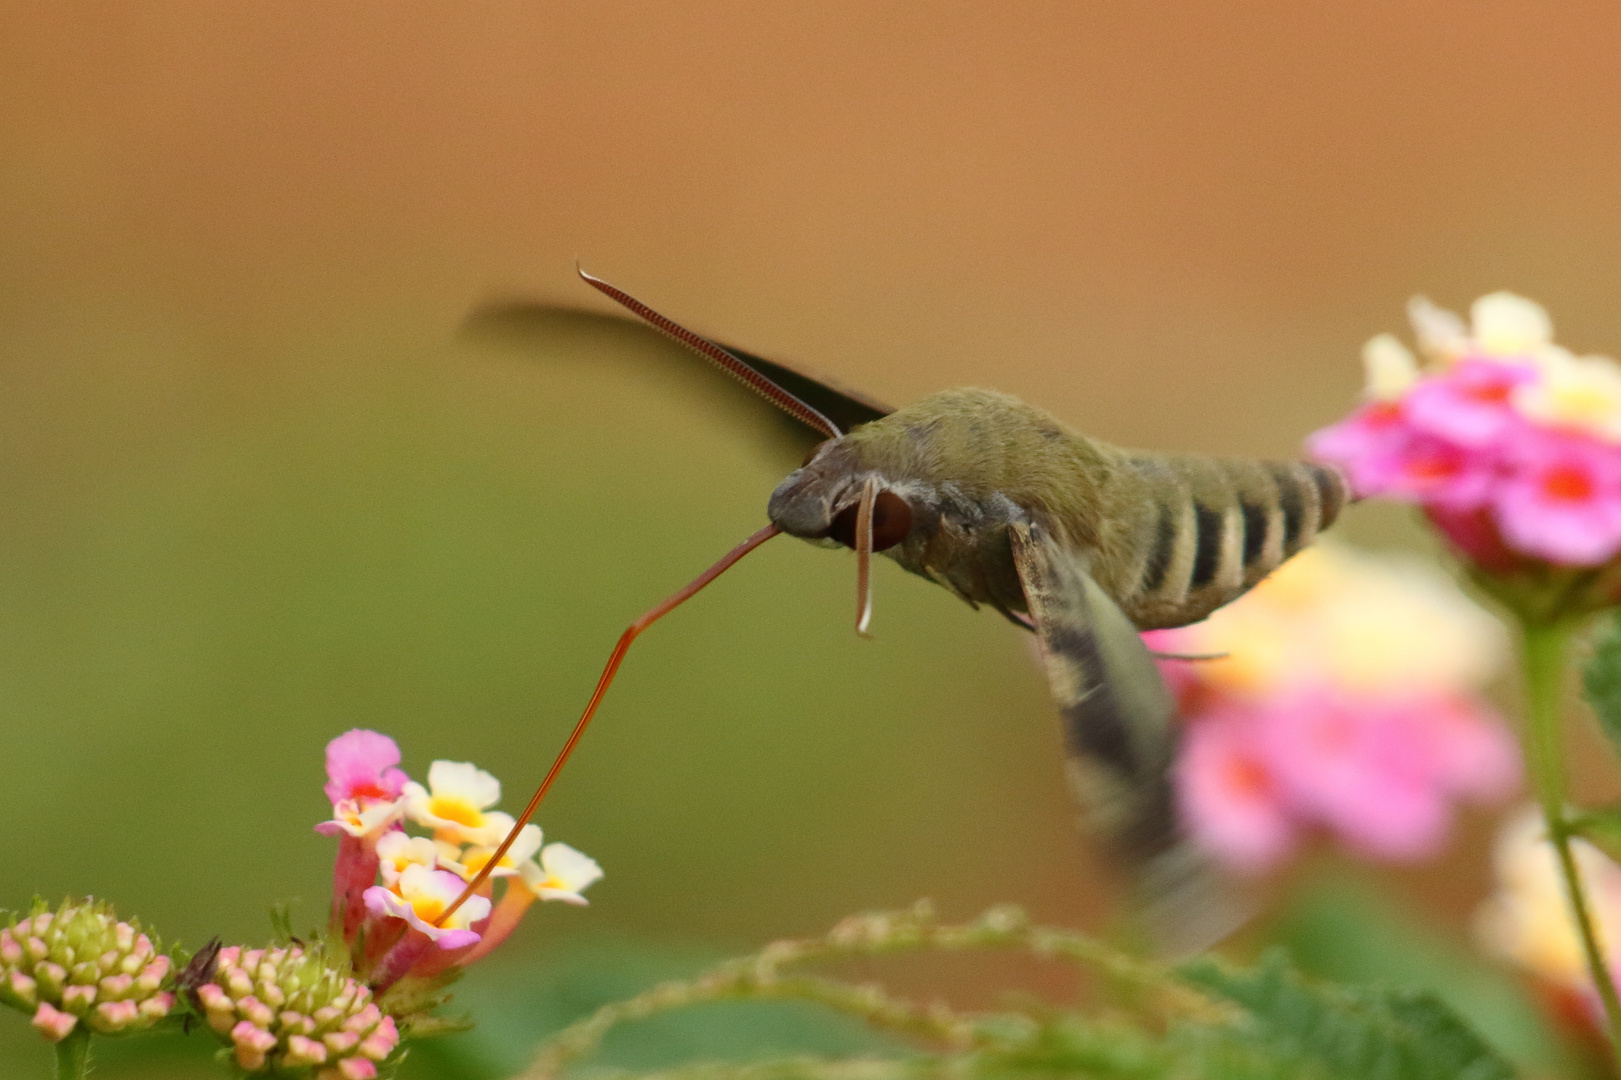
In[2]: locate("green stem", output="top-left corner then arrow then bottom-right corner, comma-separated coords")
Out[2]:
52,1027 -> 90,1080
1521,617 -> 1621,1065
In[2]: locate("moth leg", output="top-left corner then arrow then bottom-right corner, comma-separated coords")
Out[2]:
1147,650 -> 1230,662
853,476 -> 879,637
996,606 -> 1038,633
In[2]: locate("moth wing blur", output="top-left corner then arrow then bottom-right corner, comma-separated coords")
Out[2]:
1009,521 -> 1242,954
462,302 -> 891,464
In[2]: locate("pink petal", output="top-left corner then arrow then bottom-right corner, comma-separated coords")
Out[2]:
324,729 -> 409,805
1175,709 -> 1295,873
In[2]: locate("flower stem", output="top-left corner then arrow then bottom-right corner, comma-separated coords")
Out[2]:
1520,616 -> 1621,1063
53,1028 -> 90,1080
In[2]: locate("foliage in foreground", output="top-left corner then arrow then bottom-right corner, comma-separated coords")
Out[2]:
519,903 -> 1516,1080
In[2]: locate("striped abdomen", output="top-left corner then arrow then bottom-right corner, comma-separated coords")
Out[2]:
1107,454 -> 1348,630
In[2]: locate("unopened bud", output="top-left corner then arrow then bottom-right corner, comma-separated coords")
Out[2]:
0,900 -> 174,1041
195,943 -> 400,1074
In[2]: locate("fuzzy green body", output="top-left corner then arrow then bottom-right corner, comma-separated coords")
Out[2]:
770,388 -> 1346,629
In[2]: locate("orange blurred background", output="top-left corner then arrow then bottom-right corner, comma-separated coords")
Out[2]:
5,3 -> 1621,1074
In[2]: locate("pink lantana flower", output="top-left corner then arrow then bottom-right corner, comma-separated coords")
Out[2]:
1154,543 -> 1517,874
1310,291 -> 1621,580
1174,705 -> 1294,872
316,729 -> 409,839
1257,690 -> 1453,860
316,734 -> 604,996
1402,358 -> 1537,449
1494,432 -> 1621,566
317,730 -> 413,943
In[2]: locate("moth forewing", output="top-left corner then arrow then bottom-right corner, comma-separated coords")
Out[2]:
1007,523 -> 1175,851
1009,522 -> 1240,953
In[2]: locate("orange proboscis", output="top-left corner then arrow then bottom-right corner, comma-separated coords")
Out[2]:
439,523 -> 783,924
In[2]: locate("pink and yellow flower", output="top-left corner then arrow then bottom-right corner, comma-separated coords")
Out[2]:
1310,292 -> 1621,572
363,866 -> 491,950
317,733 -> 604,994
1153,543 -> 1517,873
316,729 -> 409,840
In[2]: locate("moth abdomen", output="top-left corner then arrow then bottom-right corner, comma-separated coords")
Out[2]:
1112,455 -> 1349,630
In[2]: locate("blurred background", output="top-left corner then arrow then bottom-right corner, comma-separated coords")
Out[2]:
5,3 -> 1621,1075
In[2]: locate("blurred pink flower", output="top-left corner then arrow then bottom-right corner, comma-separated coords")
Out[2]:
1311,292 -> 1621,573
1494,432 -> 1621,565
1258,691 -> 1451,860
1402,358 -> 1536,448
1173,705 -> 1294,872
1154,544 -> 1518,874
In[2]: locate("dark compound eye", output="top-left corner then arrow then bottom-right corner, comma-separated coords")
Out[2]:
828,490 -> 913,552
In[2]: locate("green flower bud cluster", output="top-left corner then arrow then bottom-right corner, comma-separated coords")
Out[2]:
195,943 -> 399,1078
0,899 -> 174,1042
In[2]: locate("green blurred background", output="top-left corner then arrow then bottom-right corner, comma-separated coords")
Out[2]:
5,3 -> 1621,1074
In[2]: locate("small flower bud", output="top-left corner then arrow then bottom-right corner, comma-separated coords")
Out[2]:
0,900 -> 176,1039
94,999 -> 140,1031
6,970 -> 38,1008
31,1002 -> 77,1042
195,942 -> 400,1074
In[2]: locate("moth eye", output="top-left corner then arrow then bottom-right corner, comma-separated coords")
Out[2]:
828,490 -> 913,552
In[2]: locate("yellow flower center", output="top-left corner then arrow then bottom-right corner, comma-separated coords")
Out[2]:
410,895 -> 447,924
428,795 -> 484,828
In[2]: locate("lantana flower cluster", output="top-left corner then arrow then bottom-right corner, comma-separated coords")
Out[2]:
316,729 -> 602,995
1150,543 -> 1519,873
186,729 -> 602,1075
0,900 -> 173,1044
1310,292 -> 1621,572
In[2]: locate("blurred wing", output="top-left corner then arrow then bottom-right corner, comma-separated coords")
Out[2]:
462,300 -> 891,464
1009,521 -> 1242,954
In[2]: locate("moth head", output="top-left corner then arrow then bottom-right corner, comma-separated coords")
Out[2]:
768,441 -> 915,551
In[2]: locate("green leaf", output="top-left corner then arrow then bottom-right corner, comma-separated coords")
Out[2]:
1582,611 -> 1621,758
1179,951 -> 1517,1080
1274,878 -> 1570,1077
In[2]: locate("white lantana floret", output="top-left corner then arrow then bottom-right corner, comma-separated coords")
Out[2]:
403,760 -> 504,844
520,843 -> 604,906
374,831 -> 439,886
459,815 -> 543,881
1470,291 -> 1554,357
1361,333 -> 1419,400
